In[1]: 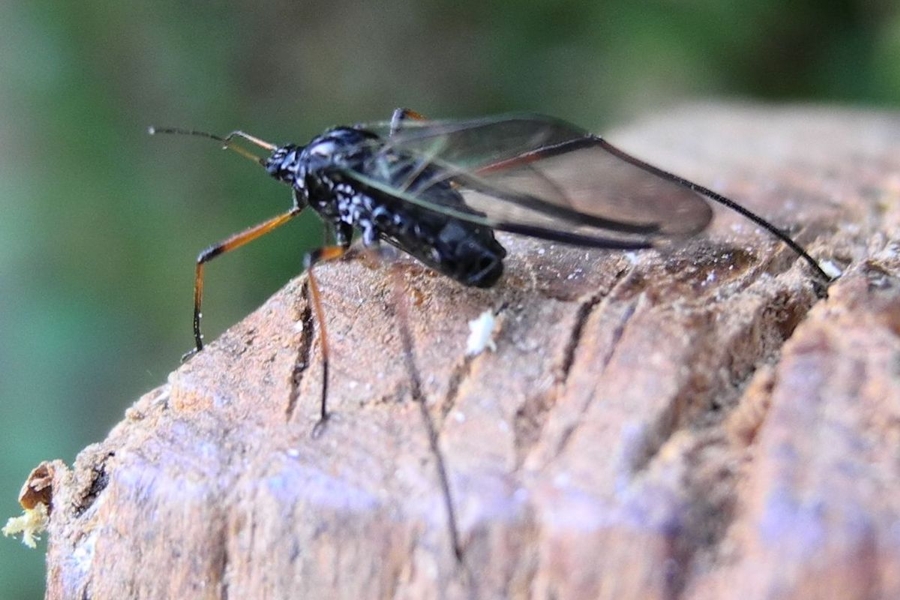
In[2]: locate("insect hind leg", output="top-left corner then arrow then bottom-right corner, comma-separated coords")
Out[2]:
386,262 -> 465,563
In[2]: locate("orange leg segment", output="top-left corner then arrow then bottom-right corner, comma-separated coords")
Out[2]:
304,245 -> 350,436
185,206 -> 302,361
389,108 -> 428,137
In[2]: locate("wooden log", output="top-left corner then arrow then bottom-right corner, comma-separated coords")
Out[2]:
36,104 -> 900,599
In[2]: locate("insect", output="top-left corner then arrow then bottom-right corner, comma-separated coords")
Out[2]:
151,108 -> 832,415
151,108 -> 833,560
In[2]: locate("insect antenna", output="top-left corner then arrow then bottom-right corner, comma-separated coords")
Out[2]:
147,125 -> 305,367
148,126 -> 274,165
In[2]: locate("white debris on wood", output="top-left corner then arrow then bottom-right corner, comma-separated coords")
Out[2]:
820,259 -> 843,279
466,309 -> 498,356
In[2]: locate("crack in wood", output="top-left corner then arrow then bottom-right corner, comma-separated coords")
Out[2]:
615,253 -> 828,470
543,268 -> 642,464
559,265 -> 634,383
73,452 -> 114,517
286,281 -> 315,422
618,283 -> 830,594
218,523 -> 231,600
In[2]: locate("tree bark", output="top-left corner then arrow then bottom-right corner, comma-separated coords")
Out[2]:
37,104 -> 900,599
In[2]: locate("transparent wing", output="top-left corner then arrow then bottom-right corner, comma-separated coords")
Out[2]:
341,114 -> 714,248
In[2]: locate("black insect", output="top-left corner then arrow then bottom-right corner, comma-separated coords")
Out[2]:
151,108 -> 833,560
151,108 -> 832,412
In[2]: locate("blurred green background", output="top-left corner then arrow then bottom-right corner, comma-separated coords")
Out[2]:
1,1 -> 898,597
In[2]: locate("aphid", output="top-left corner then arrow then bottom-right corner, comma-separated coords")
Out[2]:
151,109 -> 834,558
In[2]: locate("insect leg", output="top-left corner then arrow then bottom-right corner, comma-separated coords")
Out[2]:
389,267 -> 464,563
185,206 -> 302,361
389,108 -> 427,136
388,109 -> 449,195
305,243 -> 351,437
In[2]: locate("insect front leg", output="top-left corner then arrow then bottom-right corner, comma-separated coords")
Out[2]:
184,206 -> 303,361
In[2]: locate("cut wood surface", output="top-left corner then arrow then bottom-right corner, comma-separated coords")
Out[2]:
39,104 -> 900,599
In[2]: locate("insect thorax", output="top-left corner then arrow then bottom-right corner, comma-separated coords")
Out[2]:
274,127 -> 508,288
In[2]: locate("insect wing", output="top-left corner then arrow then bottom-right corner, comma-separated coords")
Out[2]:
348,115 -> 714,248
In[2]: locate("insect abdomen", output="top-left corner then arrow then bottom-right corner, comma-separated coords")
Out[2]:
370,196 -> 507,288
428,218 -> 506,287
